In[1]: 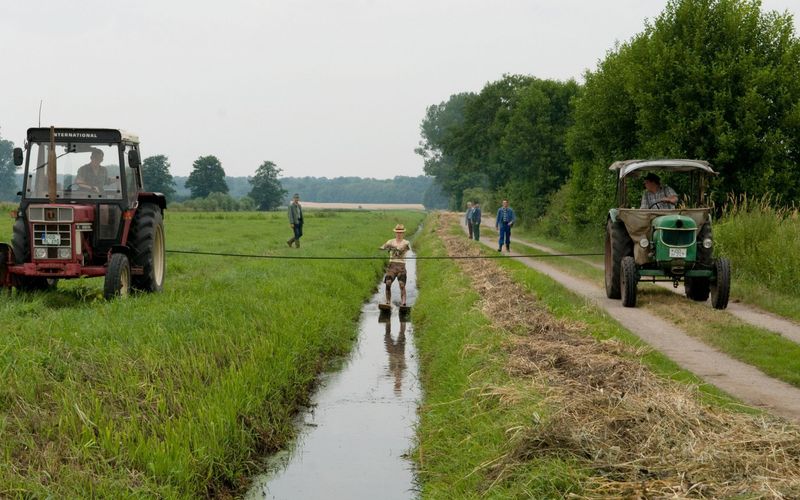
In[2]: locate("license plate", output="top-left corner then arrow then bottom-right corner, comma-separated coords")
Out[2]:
669,247 -> 687,258
43,233 -> 61,245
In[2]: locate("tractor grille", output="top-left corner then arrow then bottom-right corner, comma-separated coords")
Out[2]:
32,223 -> 72,259
28,206 -> 74,223
660,229 -> 694,246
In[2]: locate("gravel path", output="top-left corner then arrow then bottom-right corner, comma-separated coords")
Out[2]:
479,221 -> 800,344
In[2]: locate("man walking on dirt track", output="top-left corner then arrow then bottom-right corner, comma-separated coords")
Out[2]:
380,224 -> 411,307
465,202 -> 474,239
470,201 -> 482,241
495,199 -> 516,252
287,193 -> 303,248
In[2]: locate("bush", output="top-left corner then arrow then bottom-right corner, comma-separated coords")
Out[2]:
715,195 -> 800,296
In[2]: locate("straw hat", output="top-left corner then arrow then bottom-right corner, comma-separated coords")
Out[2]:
394,224 -> 405,233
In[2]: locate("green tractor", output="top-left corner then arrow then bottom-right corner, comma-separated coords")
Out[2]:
604,159 -> 730,309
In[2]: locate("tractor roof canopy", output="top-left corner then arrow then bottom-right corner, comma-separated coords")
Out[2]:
609,159 -> 717,180
27,128 -> 139,145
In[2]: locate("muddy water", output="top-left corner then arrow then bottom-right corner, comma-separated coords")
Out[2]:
247,254 -> 420,500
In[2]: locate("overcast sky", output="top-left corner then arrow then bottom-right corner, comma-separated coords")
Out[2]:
1,0 -> 798,179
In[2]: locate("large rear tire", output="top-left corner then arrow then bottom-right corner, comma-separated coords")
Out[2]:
130,203 -> 165,292
710,257 -> 731,310
621,256 -> 638,308
605,220 -> 632,299
104,253 -> 131,299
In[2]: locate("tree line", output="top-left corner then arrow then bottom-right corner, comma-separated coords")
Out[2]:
418,0 -> 800,238
1,141 -> 446,208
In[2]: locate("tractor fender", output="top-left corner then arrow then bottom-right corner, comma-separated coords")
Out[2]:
108,244 -> 133,258
137,192 -> 167,211
608,208 -> 620,224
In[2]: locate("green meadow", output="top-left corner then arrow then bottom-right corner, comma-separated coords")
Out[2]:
0,209 -> 424,497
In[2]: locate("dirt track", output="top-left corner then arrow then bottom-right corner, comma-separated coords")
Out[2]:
505,228 -> 800,343
468,219 -> 800,422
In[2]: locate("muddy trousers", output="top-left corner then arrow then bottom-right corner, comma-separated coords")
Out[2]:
498,223 -> 511,250
471,222 -> 480,241
288,221 -> 303,247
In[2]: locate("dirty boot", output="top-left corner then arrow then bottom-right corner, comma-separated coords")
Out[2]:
287,238 -> 294,247
506,244 -> 510,252
294,240 -> 300,248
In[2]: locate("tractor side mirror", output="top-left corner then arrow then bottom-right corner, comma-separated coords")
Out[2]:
128,150 -> 141,168
13,148 -> 23,166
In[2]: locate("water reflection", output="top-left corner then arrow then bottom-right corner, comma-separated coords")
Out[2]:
384,320 -> 407,396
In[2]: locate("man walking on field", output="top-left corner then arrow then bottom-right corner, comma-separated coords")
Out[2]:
380,224 -> 411,307
287,193 -> 303,248
495,199 -> 516,252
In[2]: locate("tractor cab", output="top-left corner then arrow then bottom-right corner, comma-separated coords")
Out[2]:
604,159 -> 730,310
1,127 -> 166,298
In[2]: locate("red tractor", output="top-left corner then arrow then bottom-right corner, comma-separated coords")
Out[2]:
0,127 -> 166,298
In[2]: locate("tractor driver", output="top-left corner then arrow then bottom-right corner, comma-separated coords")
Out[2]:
641,172 -> 678,209
75,149 -> 110,192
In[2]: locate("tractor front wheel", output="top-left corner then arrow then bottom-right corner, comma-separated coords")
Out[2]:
104,253 -> 131,299
710,257 -> 731,310
620,256 -> 638,308
685,276 -> 710,301
130,203 -> 165,292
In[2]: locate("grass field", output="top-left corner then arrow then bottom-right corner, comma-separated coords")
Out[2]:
0,209 -> 424,497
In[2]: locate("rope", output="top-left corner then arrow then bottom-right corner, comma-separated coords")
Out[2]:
165,249 -> 603,260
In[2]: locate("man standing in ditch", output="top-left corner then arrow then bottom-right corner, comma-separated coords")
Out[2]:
495,199 -> 516,252
380,224 -> 411,307
287,193 -> 303,248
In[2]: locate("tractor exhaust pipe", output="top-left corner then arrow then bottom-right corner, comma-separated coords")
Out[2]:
47,126 -> 57,203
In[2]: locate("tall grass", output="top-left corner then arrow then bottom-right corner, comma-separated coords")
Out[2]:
715,195 -> 800,297
0,209 -> 425,496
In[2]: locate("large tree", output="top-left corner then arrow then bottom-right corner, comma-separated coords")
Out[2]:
0,131 -> 18,201
185,155 -> 228,199
141,154 -> 177,200
566,0 -> 800,227
248,161 -> 287,211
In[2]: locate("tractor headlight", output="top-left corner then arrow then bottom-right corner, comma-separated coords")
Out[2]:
34,248 -> 47,259
702,238 -> 713,249
639,237 -> 649,248
58,247 -> 71,259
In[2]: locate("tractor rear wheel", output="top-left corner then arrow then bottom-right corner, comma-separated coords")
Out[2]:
710,257 -> 731,310
605,220 -> 632,299
684,276 -> 710,301
130,203 -> 165,292
620,256 -> 638,308
104,253 -> 131,299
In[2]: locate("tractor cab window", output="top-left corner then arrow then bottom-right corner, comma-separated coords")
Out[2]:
122,144 -> 141,201
25,142 -> 123,201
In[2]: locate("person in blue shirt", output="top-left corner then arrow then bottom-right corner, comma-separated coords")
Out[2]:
465,202 -> 474,239
495,199 -> 516,252
469,201 -> 482,241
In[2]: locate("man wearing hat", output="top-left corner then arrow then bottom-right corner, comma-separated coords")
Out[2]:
641,173 -> 678,209
380,224 -> 411,307
287,193 -> 303,248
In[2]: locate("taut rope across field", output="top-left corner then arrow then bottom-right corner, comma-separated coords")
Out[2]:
165,249 -> 603,260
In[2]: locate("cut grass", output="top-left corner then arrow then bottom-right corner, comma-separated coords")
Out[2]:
412,216 -> 589,498
0,209 -> 425,497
